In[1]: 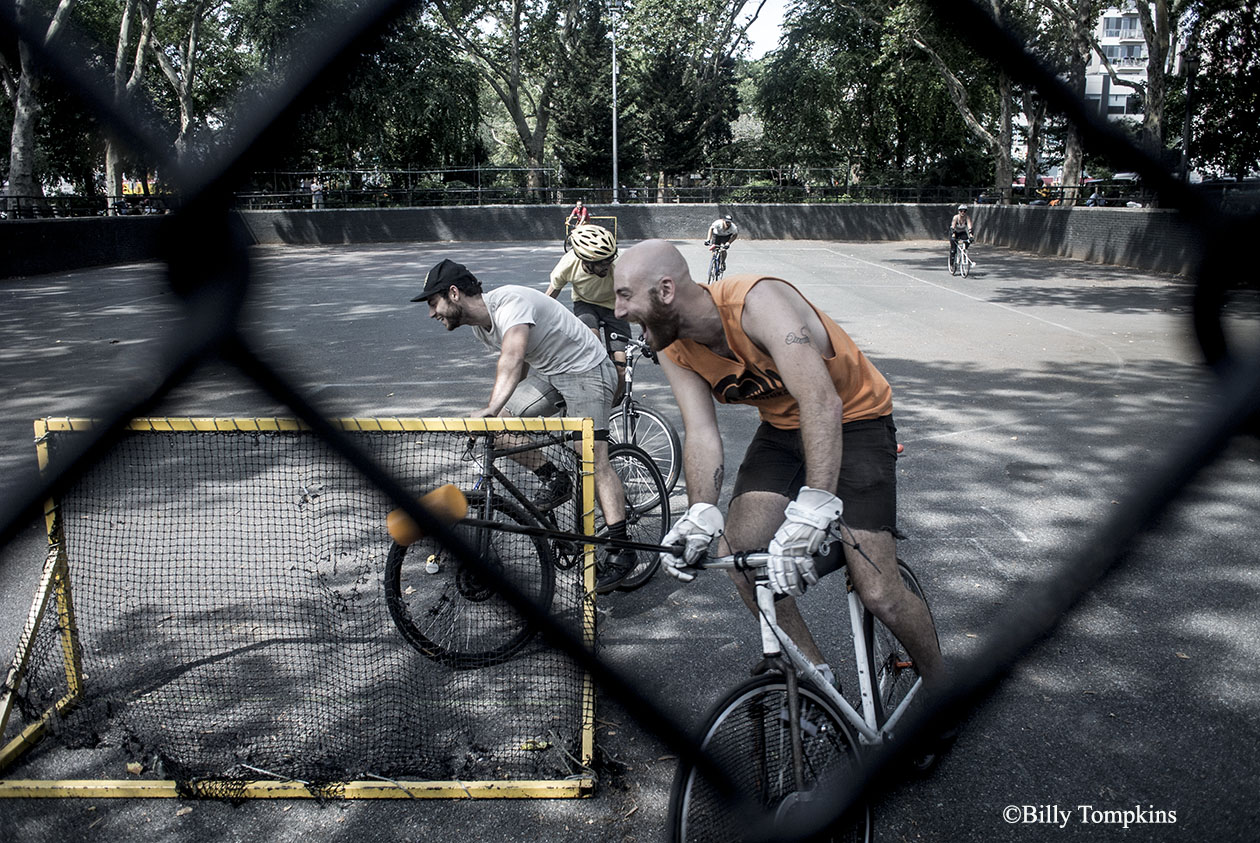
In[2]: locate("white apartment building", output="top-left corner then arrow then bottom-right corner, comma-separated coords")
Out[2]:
1085,5 -> 1148,119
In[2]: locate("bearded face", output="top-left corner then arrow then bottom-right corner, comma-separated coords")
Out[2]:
641,286 -> 681,351
429,295 -> 466,331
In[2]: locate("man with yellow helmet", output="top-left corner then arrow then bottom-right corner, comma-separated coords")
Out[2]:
547,224 -> 632,402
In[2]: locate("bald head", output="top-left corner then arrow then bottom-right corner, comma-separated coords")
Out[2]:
614,239 -> 714,351
616,239 -> 694,292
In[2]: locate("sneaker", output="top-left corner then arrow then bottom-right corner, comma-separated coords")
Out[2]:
595,549 -> 635,594
533,471 -> 572,512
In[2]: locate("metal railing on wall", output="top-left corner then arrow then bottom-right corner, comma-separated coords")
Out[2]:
1,0 -> 1257,837
10,182 -> 1258,219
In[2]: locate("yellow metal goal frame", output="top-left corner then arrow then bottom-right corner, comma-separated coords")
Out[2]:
0,416 -> 597,799
564,215 -> 617,241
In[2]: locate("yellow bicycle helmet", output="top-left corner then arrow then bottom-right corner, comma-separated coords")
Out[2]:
570,224 -> 617,262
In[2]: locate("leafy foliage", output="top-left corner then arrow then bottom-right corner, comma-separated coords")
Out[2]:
1191,0 -> 1260,179
550,0 -> 614,184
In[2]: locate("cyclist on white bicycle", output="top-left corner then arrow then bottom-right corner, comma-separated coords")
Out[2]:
613,240 -> 944,691
547,224 -> 632,403
949,204 -> 973,266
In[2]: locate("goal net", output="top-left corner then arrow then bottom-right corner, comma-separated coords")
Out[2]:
0,417 -> 596,799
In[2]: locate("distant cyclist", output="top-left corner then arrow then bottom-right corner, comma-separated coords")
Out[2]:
705,215 -> 738,250
547,224 -> 631,402
948,205 -> 973,266
566,199 -> 591,229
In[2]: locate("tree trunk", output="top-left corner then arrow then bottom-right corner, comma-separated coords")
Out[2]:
1136,0 -> 1172,154
1060,0 -> 1093,206
151,3 -> 204,166
106,0 -> 132,213
7,40 -> 43,215
105,144 -> 123,215
6,0 -> 79,215
995,72 -> 1014,203
1023,91 -> 1044,198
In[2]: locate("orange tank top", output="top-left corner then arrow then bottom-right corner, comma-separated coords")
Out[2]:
661,275 -> 893,429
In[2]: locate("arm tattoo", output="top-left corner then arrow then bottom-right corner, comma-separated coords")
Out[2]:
785,326 -> 812,345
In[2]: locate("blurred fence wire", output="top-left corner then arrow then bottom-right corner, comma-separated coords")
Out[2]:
1,0 -> 1257,838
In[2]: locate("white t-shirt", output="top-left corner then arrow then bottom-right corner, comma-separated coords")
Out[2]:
473,285 -> 608,375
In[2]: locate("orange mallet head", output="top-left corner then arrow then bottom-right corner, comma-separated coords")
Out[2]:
386,484 -> 469,546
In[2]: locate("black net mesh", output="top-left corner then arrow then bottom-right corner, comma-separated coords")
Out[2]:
4,422 -> 594,788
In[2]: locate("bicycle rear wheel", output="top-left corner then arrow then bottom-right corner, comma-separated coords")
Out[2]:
862,561 -> 936,727
668,674 -> 871,843
609,403 -> 682,494
384,491 -> 555,669
948,250 -> 958,275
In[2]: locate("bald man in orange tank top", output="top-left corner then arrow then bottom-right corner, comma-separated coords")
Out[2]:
613,239 -> 943,691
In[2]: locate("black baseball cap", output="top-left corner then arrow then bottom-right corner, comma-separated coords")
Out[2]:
410,259 -> 481,302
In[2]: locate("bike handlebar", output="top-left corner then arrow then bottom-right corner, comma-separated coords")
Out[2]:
679,525 -> 846,573
685,551 -> 771,572
609,331 -> 658,363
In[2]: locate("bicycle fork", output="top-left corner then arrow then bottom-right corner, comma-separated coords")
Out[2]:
756,586 -> 806,793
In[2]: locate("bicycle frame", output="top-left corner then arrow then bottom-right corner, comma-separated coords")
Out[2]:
468,432 -> 574,525
707,243 -> 730,283
612,334 -> 646,428
706,555 -> 925,750
461,431 -> 670,558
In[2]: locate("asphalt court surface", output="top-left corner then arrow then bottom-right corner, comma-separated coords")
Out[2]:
1,237 -> 1258,841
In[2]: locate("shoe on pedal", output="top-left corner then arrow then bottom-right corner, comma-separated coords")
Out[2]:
595,549 -> 636,594
533,471 -> 572,512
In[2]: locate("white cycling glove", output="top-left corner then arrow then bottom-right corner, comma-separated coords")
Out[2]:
659,503 -> 725,582
767,487 -> 843,597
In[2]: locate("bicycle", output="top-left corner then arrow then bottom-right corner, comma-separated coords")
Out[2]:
609,331 -> 683,495
491,357 -> 679,587
706,241 -> 731,284
948,237 -> 973,277
384,430 -> 670,668
667,537 -> 937,842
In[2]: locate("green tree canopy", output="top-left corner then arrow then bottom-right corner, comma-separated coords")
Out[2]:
1191,0 -> 1260,179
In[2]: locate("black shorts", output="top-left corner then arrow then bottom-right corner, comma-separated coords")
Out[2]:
732,415 -> 899,534
573,301 -> 631,353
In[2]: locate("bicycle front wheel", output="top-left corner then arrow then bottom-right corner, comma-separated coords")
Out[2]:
960,247 -> 971,277
609,404 -> 682,494
668,675 -> 872,843
863,561 -> 936,727
384,491 -> 555,669
605,443 -> 671,590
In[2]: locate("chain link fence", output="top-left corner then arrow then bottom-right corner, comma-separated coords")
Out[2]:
1,0 -> 1257,838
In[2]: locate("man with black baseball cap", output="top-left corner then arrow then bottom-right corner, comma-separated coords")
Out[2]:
413,258 -> 637,593
411,259 -> 481,304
